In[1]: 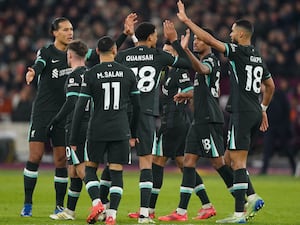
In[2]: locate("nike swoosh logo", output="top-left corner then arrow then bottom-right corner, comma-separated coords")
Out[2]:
51,59 -> 60,63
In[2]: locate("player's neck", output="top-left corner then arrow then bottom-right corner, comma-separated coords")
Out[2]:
100,54 -> 114,63
71,60 -> 85,69
137,41 -> 151,48
54,40 -> 68,51
238,38 -> 251,46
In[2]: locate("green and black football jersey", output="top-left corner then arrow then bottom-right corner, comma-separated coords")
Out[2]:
193,53 -> 224,124
224,43 -> 272,113
160,67 -> 193,128
64,66 -> 90,125
70,61 -> 139,142
31,44 -> 72,115
115,41 -> 191,116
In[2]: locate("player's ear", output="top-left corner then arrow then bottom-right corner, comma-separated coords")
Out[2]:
96,48 -> 100,55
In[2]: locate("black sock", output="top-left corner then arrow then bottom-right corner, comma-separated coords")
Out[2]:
139,169 -> 153,209
194,170 -> 210,205
84,166 -> 100,201
100,165 -> 111,204
233,168 -> 248,212
178,167 -> 195,209
67,177 -> 82,211
149,163 -> 164,209
54,167 -> 68,207
23,161 -> 39,204
109,170 -> 123,210
246,170 -> 255,196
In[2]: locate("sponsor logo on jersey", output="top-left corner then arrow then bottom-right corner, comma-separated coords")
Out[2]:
67,77 -> 80,87
51,68 -> 72,78
52,69 -> 59,78
179,73 -> 190,83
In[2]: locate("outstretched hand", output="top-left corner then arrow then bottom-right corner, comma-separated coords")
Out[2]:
124,13 -> 138,36
180,29 -> 190,50
163,20 -> 177,42
177,0 -> 189,23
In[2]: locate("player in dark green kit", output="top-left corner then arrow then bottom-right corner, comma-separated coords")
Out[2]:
21,17 -> 73,217
115,20 -> 191,223
70,36 -> 140,225
176,0 -> 275,223
48,40 -> 89,220
147,41 -> 194,218
159,29 -> 233,221
21,14 -> 137,218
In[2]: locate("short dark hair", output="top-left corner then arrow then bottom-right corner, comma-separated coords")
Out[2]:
235,19 -> 253,35
135,22 -> 156,41
68,40 -> 88,57
50,17 -> 70,34
97,36 -> 115,52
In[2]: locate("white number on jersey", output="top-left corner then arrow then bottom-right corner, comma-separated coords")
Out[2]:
131,66 -> 156,92
102,82 -> 120,110
245,65 -> 263,93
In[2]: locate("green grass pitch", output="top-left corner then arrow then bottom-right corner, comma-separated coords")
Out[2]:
0,167 -> 299,225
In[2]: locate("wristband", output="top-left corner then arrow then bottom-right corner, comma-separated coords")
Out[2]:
131,35 -> 138,43
261,104 -> 268,112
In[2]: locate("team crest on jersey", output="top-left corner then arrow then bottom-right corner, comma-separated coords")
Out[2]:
69,78 -> 74,83
194,79 -> 199,86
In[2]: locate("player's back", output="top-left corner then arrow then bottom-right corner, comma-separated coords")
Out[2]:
84,61 -> 137,141
225,43 -> 271,112
115,46 -> 177,116
65,66 -> 90,125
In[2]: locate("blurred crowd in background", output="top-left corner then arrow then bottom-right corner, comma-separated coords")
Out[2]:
0,0 -> 300,171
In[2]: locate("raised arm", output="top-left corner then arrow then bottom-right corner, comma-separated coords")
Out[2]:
177,0 -> 226,53
163,20 -> 191,69
180,29 -> 210,75
116,13 -> 138,48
